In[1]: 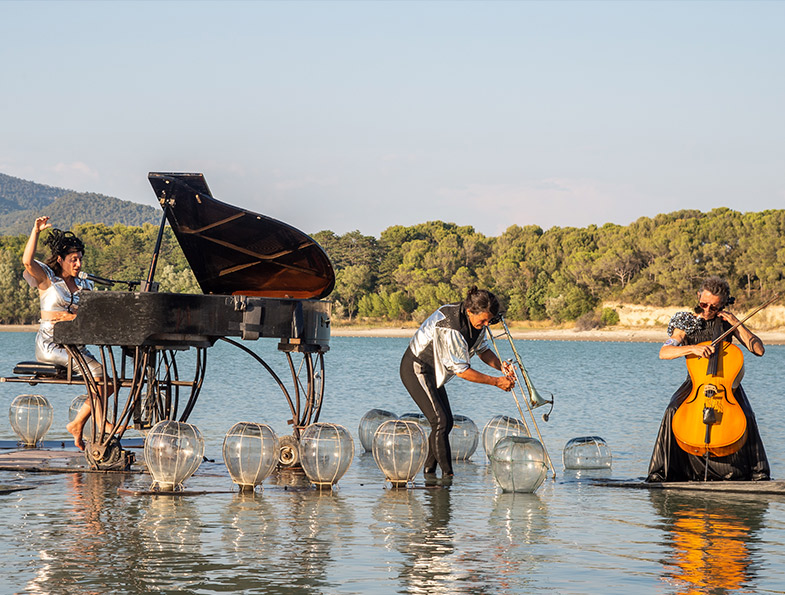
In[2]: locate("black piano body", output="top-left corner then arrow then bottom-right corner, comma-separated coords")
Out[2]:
53,291 -> 331,351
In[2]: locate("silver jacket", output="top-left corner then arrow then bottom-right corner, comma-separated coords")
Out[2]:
408,304 -> 491,388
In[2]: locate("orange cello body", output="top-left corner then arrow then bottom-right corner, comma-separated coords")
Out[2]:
672,341 -> 748,458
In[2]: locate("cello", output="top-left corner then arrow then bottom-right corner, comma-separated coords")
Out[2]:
672,295 -> 779,459
672,339 -> 746,458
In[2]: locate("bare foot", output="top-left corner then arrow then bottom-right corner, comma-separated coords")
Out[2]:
65,421 -> 85,451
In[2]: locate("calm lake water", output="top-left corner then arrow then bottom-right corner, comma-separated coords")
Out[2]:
2,331 -> 785,594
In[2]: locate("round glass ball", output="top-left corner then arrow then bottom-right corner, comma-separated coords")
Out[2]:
358,409 -> 398,452
298,422 -> 355,488
68,394 -> 91,442
68,394 -> 117,443
372,420 -> 428,487
482,415 -> 528,460
450,414 -> 479,460
223,422 -> 279,491
399,412 -> 430,433
490,436 -> 548,493
9,394 -> 53,447
563,436 -> 613,470
144,420 -> 205,491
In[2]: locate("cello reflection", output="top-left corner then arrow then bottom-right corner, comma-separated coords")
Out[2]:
649,490 -> 767,593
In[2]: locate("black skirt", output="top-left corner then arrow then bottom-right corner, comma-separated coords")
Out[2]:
646,379 -> 770,482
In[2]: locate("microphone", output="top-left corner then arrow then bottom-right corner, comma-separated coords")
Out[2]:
78,271 -> 116,286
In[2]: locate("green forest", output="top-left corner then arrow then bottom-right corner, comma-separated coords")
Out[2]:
0,207 -> 783,326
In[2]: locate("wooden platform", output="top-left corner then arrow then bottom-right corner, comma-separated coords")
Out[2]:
0,445 -> 144,474
594,478 -> 785,495
0,484 -> 36,495
117,487 -> 234,497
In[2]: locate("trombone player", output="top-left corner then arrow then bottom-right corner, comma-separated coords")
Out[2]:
400,287 -> 515,479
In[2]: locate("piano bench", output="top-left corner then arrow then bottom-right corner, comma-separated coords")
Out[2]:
12,361 -> 81,380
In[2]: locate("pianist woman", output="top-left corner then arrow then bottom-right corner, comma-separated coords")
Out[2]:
22,216 -> 111,450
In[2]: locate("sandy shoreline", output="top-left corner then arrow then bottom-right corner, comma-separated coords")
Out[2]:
4,323 -> 784,344
333,325 -> 785,344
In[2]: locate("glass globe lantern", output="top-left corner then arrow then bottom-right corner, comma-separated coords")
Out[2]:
563,436 -> 613,470
358,409 -> 398,452
9,394 -> 53,447
298,422 -> 355,488
222,422 -> 279,492
372,420 -> 428,487
399,412 -> 431,434
68,394 -> 91,441
144,420 -> 205,491
450,414 -> 479,460
482,415 -> 529,460
68,394 -> 117,442
490,436 -> 548,493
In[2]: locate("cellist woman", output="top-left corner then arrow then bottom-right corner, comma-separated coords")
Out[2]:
646,276 -> 770,482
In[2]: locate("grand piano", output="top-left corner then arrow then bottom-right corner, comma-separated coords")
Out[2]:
4,172 -> 334,470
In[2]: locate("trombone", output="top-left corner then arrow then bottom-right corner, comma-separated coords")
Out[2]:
488,314 -> 556,476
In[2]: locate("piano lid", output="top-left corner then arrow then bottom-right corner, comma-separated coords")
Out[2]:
148,172 -> 335,299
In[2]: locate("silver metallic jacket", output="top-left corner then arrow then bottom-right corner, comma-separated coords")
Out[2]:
408,304 -> 491,388
24,260 -> 94,366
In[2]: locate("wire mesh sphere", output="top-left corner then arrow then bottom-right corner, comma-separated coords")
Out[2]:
482,415 -> 529,460
358,409 -> 398,452
144,420 -> 205,491
9,394 -> 53,447
222,422 -> 279,492
372,420 -> 428,487
450,414 -> 480,460
563,436 -> 613,470
490,436 -> 548,493
298,423 -> 355,488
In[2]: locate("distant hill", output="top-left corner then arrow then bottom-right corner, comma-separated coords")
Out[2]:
0,173 -> 159,235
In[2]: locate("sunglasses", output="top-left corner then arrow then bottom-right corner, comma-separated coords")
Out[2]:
699,302 -> 723,312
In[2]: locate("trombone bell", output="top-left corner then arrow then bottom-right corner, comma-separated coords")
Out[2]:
528,386 -> 552,410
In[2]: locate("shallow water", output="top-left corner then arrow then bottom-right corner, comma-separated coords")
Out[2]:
2,332 -> 785,594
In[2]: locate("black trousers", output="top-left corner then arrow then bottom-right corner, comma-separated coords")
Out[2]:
400,348 -> 454,475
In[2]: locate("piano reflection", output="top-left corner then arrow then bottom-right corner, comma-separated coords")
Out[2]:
3,172 -> 334,471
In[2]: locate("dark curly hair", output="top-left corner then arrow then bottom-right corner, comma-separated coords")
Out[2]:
42,229 -> 85,276
463,286 -> 500,316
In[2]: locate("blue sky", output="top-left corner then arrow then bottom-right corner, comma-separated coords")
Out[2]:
1,1 -> 782,237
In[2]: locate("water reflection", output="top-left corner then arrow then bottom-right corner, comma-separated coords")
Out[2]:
221,491 -> 278,557
24,473 -> 137,594
649,490 -> 767,594
141,493 -> 202,554
489,491 -> 549,546
486,492 -> 549,589
372,486 -> 457,593
282,488 -> 355,591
